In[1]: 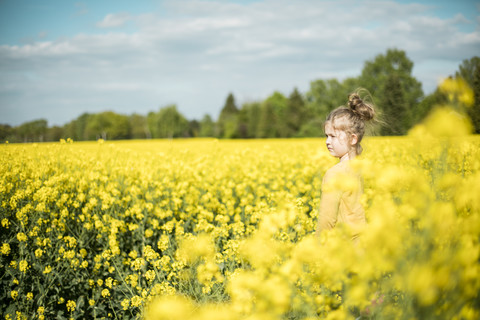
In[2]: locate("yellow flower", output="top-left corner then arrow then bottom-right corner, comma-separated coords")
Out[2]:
35,248 -> 43,258
145,270 -> 156,282
128,250 -> 138,259
43,265 -> 52,274
11,290 -> 18,300
145,229 -> 154,238
105,277 -> 114,288
1,218 -> 9,228
157,234 -> 170,251
66,300 -> 76,312
17,232 -> 27,242
37,306 -> 45,314
439,77 -> 474,107
131,258 -> 146,271
121,298 -> 130,310
1,243 -> 10,255
19,260 -> 29,272
63,250 -> 75,259
101,289 -> 110,298
26,292 -> 33,300
131,295 -> 143,308
144,245 -> 159,261
88,299 -> 95,306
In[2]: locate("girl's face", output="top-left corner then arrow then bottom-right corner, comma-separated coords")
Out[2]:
324,122 -> 357,161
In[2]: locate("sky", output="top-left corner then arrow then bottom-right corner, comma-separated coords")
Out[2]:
0,0 -> 479,127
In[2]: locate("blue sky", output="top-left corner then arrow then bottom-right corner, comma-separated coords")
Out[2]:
1,0 -> 479,126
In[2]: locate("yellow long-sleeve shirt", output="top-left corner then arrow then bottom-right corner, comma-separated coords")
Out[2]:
317,160 -> 366,240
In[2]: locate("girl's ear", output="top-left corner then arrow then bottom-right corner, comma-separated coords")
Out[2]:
350,134 -> 358,146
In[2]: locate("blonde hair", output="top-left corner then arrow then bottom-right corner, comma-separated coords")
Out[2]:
325,89 -> 376,155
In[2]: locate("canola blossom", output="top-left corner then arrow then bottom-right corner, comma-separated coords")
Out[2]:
1,82 -> 480,319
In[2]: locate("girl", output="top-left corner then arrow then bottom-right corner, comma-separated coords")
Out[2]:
316,91 -> 375,241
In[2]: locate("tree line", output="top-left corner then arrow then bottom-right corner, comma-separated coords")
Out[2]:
2,49 -> 479,143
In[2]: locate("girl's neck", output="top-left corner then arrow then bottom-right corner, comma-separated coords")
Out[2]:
339,149 -> 357,162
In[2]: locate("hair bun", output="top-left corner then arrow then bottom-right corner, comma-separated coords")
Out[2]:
348,92 -> 375,121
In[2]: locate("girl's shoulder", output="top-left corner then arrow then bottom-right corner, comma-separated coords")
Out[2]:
323,161 -> 355,181
328,161 -> 350,174
323,162 -> 345,180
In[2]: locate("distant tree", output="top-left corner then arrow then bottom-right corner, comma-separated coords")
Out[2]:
85,111 -> 129,140
17,119 -> 48,142
359,48 -> 423,133
472,63 -> 480,133
0,124 -> 12,142
456,56 -> 480,87
217,93 -> 239,138
245,102 -> 262,138
235,102 -> 262,138
305,79 -> 347,120
129,113 -> 149,139
456,57 -> 480,133
46,126 -> 64,142
188,120 -> 200,137
298,118 -> 325,137
64,113 -> 91,141
263,91 -> 288,137
286,88 -> 308,137
380,74 -> 408,135
257,100 -> 277,138
236,105 -> 250,139
148,105 -> 189,139
413,89 -> 444,126
199,114 -> 215,137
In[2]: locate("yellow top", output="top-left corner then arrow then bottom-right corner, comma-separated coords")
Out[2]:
317,160 -> 366,240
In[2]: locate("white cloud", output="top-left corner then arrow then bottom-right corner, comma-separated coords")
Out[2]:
1,0 -> 479,126
97,12 -> 131,28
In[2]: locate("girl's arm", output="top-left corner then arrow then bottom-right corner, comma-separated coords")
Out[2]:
316,168 -> 342,236
316,189 -> 341,235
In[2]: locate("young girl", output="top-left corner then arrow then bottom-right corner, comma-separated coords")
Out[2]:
316,91 -> 375,241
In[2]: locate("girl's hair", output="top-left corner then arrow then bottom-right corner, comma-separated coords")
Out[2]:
325,89 -> 376,155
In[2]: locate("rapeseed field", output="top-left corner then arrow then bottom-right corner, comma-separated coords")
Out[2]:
1,80 -> 479,319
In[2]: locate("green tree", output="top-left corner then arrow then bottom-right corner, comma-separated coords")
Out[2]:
305,79 -> 351,120
148,105 -> 189,139
286,88 -> 308,137
298,118 -> 325,137
46,126 -> 64,142
85,111 -> 129,140
263,91 -> 288,137
236,105 -> 250,139
0,124 -> 12,142
455,56 -> 480,87
17,119 -> 48,142
413,89 -> 444,126
217,93 -> 239,138
257,100 -> 277,138
64,113 -> 91,141
188,120 -> 200,138
236,102 -> 262,138
245,102 -> 262,138
129,113 -> 150,139
199,114 -> 215,137
359,48 -> 423,133
380,74 -> 408,135
456,57 -> 480,133
472,63 -> 480,133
